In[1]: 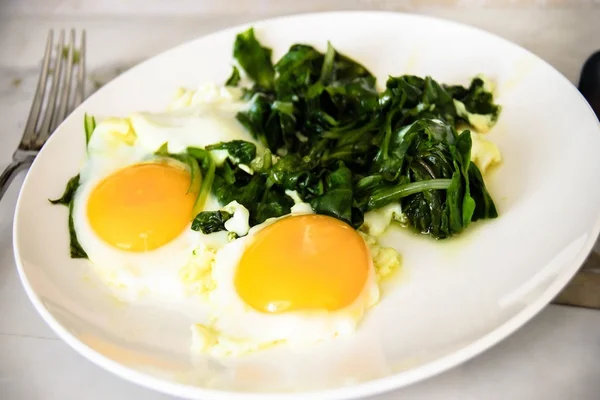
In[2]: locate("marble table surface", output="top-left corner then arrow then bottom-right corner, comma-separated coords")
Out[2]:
1,1 -> 600,399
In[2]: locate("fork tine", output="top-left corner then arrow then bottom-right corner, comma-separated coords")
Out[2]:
53,29 -> 76,130
21,30 -> 53,147
36,30 -> 65,147
72,30 -> 86,109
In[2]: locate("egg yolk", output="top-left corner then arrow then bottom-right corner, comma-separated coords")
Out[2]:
235,214 -> 370,313
87,162 -> 197,252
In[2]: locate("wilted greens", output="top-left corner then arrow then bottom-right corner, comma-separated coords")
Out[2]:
194,27 -> 500,239
192,210 -> 233,234
49,174 -> 88,258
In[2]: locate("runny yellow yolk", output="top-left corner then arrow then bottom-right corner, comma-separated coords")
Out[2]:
87,162 -> 197,252
235,214 -> 370,313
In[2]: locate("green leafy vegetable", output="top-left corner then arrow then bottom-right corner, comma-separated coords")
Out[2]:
68,199 -> 88,258
84,113 -> 96,145
49,174 -> 88,259
49,175 -> 80,205
186,147 -> 216,217
365,179 -> 453,211
233,28 -> 275,91
446,76 -> 500,119
468,162 -> 498,221
218,28 -> 501,238
232,35 -> 379,159
192,210 -> 233,234
206,140 -> 257,164
310,163 -> 362,228
155,141 -> 169,155
225,66 -> 241,86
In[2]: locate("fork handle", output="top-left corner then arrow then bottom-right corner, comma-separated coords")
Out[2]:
0,158 -> 34,202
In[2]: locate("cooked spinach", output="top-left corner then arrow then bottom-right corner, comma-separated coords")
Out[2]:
51,114 -> 96,258
49,174 -> 80,205
209,29 -> 501,238
68,199 -> 88,258
49,174 -> 88,259
206,140 -> 257,164
225,66 -> 241,87
192,210 -> 233,234
84,113 -> 96,145
446,76 -> 501,120
233,28 -> 275,91
310,162 -> 362,227
356,120 -> 489,238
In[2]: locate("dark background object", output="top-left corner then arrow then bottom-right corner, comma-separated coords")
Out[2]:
578,51 -> 600,119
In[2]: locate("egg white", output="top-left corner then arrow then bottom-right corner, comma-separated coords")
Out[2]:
190,209 -> 381,357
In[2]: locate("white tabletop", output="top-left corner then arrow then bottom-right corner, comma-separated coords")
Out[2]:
1,1 -> 600,399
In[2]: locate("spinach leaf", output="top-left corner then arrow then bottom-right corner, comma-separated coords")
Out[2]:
455,130 -> 476,227
468,162 -> 498,221
192,210 -> 233,234
187,146 -> 213,171
49,174 -> 80,205
225,66 -> 241,87
255,187 -> 294,224
186,147 -> 216,216
84,114 -> 96,145
446,76 -> 500,118
206,140 -> 256,165
68,199 -> 88,258
212,172 -> 293,226
310,163 -> 362,228
380,75 -> 458,128
366,179 -> 453,212
49,174 -> 88,259
266,154 -> 316,193
236,93 -> 274,149
233,28 -> 275,91
275,44 -> 323,100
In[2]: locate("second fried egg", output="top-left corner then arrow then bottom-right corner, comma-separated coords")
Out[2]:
191,212 -> 394,357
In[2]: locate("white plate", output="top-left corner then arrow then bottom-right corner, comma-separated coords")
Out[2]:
13,11 -> 600,400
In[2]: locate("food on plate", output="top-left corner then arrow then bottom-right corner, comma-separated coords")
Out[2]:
188,209 -> 397,356
196,28 -> 501,240
50,27 -> 502,356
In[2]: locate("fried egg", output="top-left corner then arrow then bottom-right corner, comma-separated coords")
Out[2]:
189,206 -> 401,357
72,84 -> 255,302
73,158 -> 203,302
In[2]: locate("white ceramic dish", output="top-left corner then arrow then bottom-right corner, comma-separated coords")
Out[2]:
13,11 -> 600,400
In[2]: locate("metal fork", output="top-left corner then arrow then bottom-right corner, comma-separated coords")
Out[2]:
0,29 -> 86,201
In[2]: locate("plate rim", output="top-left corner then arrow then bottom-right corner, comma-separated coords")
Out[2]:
12,10 -> 600,400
